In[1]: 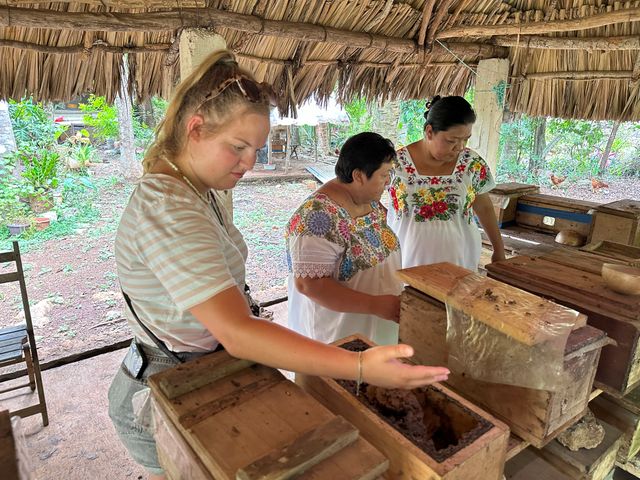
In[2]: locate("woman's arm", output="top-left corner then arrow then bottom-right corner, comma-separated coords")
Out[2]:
472,193 -> 506,263
190,285 -> 448,389
294,276 -> 399,322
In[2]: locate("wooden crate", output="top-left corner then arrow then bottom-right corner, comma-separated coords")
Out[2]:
537,418 -> 623,480
486,256 -> 640,395
515,194 -> 598,237
589,200 -> 640,247
297,335 -> 510,480
399,286 -> 607,448
147,351 -> 389,480
591,387 -> 640,464
489,183 -> 540,227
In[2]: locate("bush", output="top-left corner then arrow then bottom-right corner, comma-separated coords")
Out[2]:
79,95 -> 119,143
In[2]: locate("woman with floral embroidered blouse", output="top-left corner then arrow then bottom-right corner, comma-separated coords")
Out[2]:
387,96 -> 505,271
286,132 -> 403,345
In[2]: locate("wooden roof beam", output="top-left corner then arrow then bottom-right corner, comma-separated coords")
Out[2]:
0,6 -> 507,58
524,70 -> 633,80
438,7 -> 640,39
493,35 -> 640,50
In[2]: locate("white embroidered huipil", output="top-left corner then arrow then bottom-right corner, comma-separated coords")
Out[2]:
387,147 -> 496,272
285,193 -> 402,345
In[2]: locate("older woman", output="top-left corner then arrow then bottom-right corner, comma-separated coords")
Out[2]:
387,95 -> 505,271
286,132 -> 403,345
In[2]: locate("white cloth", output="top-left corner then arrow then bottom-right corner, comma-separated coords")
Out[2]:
115,175 -> 247,352
286,193 -> 402,345
387,147 -> 495,271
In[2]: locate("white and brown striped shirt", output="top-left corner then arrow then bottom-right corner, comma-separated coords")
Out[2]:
115,174 -> 247,352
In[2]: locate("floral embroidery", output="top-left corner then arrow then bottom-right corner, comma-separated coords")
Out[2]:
388,147 -> 493,224
286,193 -> 400,281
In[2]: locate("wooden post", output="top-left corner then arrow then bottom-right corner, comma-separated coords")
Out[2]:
285,124 -> 291,174
468,58 -> 509,176
179,31 -> 233,216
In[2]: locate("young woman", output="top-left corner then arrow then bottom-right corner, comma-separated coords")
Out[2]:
387,95 -> 505,271
108,50 -> 449,480
286,132 -> 402,345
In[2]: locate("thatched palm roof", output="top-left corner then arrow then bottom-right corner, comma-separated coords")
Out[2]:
1,0 -> 639,120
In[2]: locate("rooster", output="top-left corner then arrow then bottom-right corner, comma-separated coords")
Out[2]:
591,177 -> 609,193
549,174 -> 566,188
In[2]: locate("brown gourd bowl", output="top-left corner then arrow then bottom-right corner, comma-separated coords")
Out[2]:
602,263 -> 640,296
554,229 -> 586,247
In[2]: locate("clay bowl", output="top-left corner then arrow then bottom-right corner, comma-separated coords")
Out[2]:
602,263 -> 640,296
554,229 -> 586,247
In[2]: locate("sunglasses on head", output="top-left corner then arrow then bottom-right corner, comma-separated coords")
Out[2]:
199,74 -> 277,109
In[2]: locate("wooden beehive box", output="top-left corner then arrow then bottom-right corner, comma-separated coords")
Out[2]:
515,194 -> 598,237
147,351 -> 389,480
487,256 -> 640,395
489,183 -> 540,227
297,334 -> 510,480
589,200 -> 640,247
397,263 -> 608,448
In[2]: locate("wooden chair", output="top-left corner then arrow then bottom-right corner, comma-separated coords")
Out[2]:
0,241 -> 48,426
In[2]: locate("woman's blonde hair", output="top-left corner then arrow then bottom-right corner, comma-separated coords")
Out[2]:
143,49 -> 270,172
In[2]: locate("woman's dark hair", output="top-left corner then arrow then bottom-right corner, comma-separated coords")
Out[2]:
335,132 -> 396,184
423,95 -> 476,133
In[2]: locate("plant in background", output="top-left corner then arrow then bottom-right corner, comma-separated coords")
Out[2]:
398,100 -> 425,146
79,95 -> 119,143
8,98 -> 67,154
19,149 -> 60,212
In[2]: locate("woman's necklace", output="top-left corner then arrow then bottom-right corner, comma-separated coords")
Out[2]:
161,156 -> 226,228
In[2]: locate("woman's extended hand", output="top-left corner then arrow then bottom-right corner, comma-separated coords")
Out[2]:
373,294 -> 401,322
361,344 -> 449,389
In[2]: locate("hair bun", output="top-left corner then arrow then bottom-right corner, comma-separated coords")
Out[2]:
424,95 -> 441,119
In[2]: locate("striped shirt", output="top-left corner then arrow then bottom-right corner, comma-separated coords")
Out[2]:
114,174 -> 247,352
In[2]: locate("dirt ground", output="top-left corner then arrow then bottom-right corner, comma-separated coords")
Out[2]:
0,156 -> 317,365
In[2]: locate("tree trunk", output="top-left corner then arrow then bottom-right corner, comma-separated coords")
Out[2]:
599,121 -> 620,175
139,98 -> 156,128
529,117 -> 546,174
373,100 -> 401,148
116,59 -> 140,178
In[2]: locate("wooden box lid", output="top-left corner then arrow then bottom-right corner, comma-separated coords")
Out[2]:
490,182 -> 539,195
595,199 -> 640,219
396,262 -> 586,346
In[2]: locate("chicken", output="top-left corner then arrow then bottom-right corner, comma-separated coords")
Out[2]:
550,174 -> 567,188
591,177 -> 609,193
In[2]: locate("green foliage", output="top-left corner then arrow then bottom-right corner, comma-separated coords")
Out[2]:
20,149 -> 60,194
398,100 -> 425,146
79,95 -> 119,142
8,98 -> 66,153
0,156 -> 28,224
546,119 -> 605,177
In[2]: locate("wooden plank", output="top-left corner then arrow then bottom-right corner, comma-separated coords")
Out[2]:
589,211 -> 640,248
591,394 -> 640,463
581,241 -> 640,262
596,200 -> 640,220
236,416 -> 359,480
505,447 -> 573,479
0,272 -> 19,284
154,354 -> 255,400
537,419 -> 623,480
397,263 -> 585,346
540,249 -> 631,276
